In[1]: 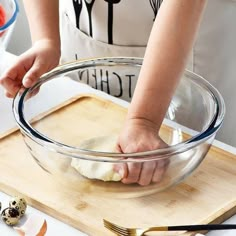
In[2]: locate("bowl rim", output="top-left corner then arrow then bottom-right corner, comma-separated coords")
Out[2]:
12,57 -> 225,162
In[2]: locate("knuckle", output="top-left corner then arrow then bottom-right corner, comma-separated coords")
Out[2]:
138,179 -> 150,186
28,70 -> 41,80
5,91 -> 13,98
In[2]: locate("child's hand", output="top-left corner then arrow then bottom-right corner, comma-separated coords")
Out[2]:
115,118 -> 169,186
0,39 -> 60,98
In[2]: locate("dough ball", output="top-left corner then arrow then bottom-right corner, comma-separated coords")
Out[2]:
71,136 -> 122,181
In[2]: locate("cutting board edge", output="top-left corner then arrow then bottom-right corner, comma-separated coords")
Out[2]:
1,181 -> 236,236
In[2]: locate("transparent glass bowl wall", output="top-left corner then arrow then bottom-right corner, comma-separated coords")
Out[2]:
13,58 -> 225,198
0,0 -> 19,49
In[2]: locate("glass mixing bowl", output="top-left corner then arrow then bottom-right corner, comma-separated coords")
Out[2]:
13,57 -> 225,198
0,0 -> 19,49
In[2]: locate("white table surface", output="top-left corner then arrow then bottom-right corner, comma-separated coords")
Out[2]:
0,50 -> 236,236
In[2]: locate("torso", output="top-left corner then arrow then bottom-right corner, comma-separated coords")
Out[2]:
59,0 -> 236,147
60,0 -> 160,46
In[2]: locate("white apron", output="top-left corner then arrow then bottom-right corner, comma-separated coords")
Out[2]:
59,0 -> 236,147
189,0 -> 236,147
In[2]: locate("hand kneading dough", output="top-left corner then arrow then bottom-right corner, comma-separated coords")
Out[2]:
71,136 -> 122,181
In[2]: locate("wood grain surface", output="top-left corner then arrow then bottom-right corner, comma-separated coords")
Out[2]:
0,94 -> 235,236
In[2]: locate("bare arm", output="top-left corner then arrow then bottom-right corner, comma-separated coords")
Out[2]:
0,0 -> 60,97
127,0 -> 207,131
23,0 -> 60,49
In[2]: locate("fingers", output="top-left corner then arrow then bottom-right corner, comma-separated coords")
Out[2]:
137,161 -> 156,186
113,144 -> 129,179
152,159 -> 169,183
0,52 -> 54,98
0,58 -> 30,98
1,60 -> 47,98
5,91 -> 15,98
0,67 -> 23,98
22,60 -> 47,88
113,163 -> 128,180
115,128 -> 169,186
119,159 -> 169,186
116,143 -> 144,184
121,162 -> 142,184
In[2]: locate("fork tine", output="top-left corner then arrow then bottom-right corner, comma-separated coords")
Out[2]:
104,226 -> 129,235
104,225 -> 129,236
103,219 -> 128,231
104,219 -> 128,230
103,219 -> 130,235
104,222 -> 128,234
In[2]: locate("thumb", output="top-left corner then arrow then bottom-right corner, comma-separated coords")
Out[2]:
113,144 -> 128,179
115,143 -> 122,153
22,60 -> 49,88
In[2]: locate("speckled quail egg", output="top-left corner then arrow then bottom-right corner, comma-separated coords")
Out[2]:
1,207 -> 20,226
9,196 -> 27,217
0,201 -> 1,211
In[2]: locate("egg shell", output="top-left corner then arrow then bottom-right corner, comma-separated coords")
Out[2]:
9,196 -> 27,217
1,207 -> 20,226
14,215 -> 47,236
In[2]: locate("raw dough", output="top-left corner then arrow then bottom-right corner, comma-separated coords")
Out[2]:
71,136 -> 122,181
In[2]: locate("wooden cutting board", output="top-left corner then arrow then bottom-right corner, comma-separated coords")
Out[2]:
0,94 -> 236,236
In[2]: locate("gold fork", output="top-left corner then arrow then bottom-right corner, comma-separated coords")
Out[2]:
103,219 -> 236,236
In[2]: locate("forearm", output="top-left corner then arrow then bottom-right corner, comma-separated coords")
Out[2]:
128,0 -> 207,130
23,0 -> 60,49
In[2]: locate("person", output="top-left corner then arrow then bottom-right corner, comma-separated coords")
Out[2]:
0,0 -> 207,185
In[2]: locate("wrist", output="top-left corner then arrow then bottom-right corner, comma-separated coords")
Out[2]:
33,38 -> 61,58
124,116 -> 160,133
33,38 -> 61,56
